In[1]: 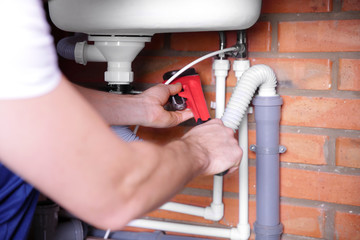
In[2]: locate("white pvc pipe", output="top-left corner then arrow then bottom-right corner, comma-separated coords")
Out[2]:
159,202 -> 205,217
215,75 -> 226,118
74,42 -> 106,65
128,219 -> 233,239
238,112 -> 250,240
210,58 -> 230,217
212,175 -> 223,205
234,59 -> 251,240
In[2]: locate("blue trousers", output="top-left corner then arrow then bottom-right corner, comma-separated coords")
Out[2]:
0,163 -> 39,240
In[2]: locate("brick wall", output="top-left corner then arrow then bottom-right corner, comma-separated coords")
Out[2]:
55,0 -> 360,239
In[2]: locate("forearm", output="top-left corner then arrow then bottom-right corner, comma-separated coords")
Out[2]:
0,77 -> 205,230
73,84 -> 145,125
103,140 -> 205,229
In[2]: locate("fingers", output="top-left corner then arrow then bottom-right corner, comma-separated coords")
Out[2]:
167,83 -> 182,95
166,109 -> 193,127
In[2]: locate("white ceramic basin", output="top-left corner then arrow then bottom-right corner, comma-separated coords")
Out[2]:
49,0 -> 262,35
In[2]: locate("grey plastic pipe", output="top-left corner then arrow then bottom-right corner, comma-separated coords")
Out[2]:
90,228 -> 213,240
252,96 -> 283,240
220,64 -> 283,239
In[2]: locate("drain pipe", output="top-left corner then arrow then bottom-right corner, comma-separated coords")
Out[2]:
222,64 -> 284,240
252,96 -> 284,240
207,31 -> 231,221
128,64 -> 282,240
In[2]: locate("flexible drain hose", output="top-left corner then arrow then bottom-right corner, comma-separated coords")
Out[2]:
111,125 -> 141,142
221,64 -> 277,131
57,33 -> 87,60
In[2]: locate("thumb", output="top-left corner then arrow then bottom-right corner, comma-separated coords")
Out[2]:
167,82 -> 182,95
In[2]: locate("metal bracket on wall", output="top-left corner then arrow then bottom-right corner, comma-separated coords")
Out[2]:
249,145 -> 287,154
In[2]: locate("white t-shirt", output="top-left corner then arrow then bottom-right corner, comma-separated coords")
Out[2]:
0,0 -> 61,99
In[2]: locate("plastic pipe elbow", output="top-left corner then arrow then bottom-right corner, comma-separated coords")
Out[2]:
204,203 -> 224,221
230,225 -> 251,240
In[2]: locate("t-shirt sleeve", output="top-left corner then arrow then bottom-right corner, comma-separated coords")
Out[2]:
0,0 -> 61,99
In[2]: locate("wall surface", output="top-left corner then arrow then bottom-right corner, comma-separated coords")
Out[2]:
55,0 -> 360,239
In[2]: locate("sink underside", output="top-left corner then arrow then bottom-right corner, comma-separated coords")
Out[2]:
49,0 -> 262,35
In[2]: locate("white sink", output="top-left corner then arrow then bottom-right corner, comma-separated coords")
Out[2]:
49,0 -> 262,35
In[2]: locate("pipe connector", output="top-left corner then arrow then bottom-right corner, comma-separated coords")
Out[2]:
230,224 -> 250,240
213,59 -> 230,78
204,203 -> 224,221
233,60 -> 250,80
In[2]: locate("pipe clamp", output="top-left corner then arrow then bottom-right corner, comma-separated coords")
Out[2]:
250,145 -> 287,154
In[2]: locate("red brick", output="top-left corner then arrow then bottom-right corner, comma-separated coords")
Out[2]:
144,34 -> 165,50
170,32 -> 219,52
281,168 -> 360,206
281,204 -> 324,238
248,130 -> 328,165
147,195 -> 324,238
199,167 -> 360,206
342,0 -> 360,11
281,96 -> 360,130
226,22 -> 272,52
187,166 -> 256,196
146,194 -> 213,224
278,20 -> 360,52
133,56 -> 212,84
261,0 -> 332,13
335,211 -> 360,240
250,58 -> 332,90
338,59 -> 360,91
336,137 -> 360,168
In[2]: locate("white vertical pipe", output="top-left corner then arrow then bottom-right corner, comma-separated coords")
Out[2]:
233,59 -> 251,239
237,112 -> 250,239
213,74 -> 224,204
212,59 -> 229,208
215,75 -> 226,119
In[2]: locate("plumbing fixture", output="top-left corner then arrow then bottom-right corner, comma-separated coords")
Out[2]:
50,1 -> 286,239
128,63 -> 283,240
49,0 -> 262,36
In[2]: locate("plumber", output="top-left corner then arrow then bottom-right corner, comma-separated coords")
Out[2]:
0,0 -> 242,239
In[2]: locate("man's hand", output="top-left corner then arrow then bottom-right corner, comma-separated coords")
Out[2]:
138,83 -> 193,128
179,119 -> 242,175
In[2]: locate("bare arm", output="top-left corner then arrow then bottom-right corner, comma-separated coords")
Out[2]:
0,76 -> 241,230
73,83 -> 194,127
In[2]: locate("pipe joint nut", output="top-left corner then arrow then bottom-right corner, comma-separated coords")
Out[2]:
233,60 -> 250,79
213,59 -> 230,72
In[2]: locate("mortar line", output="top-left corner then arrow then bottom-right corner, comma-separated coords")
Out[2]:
259,11 -> 360,22
333,0 -> 343,13
183,187 -> 360,215
327,136 -> 337,167
324,208 -> 336,240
